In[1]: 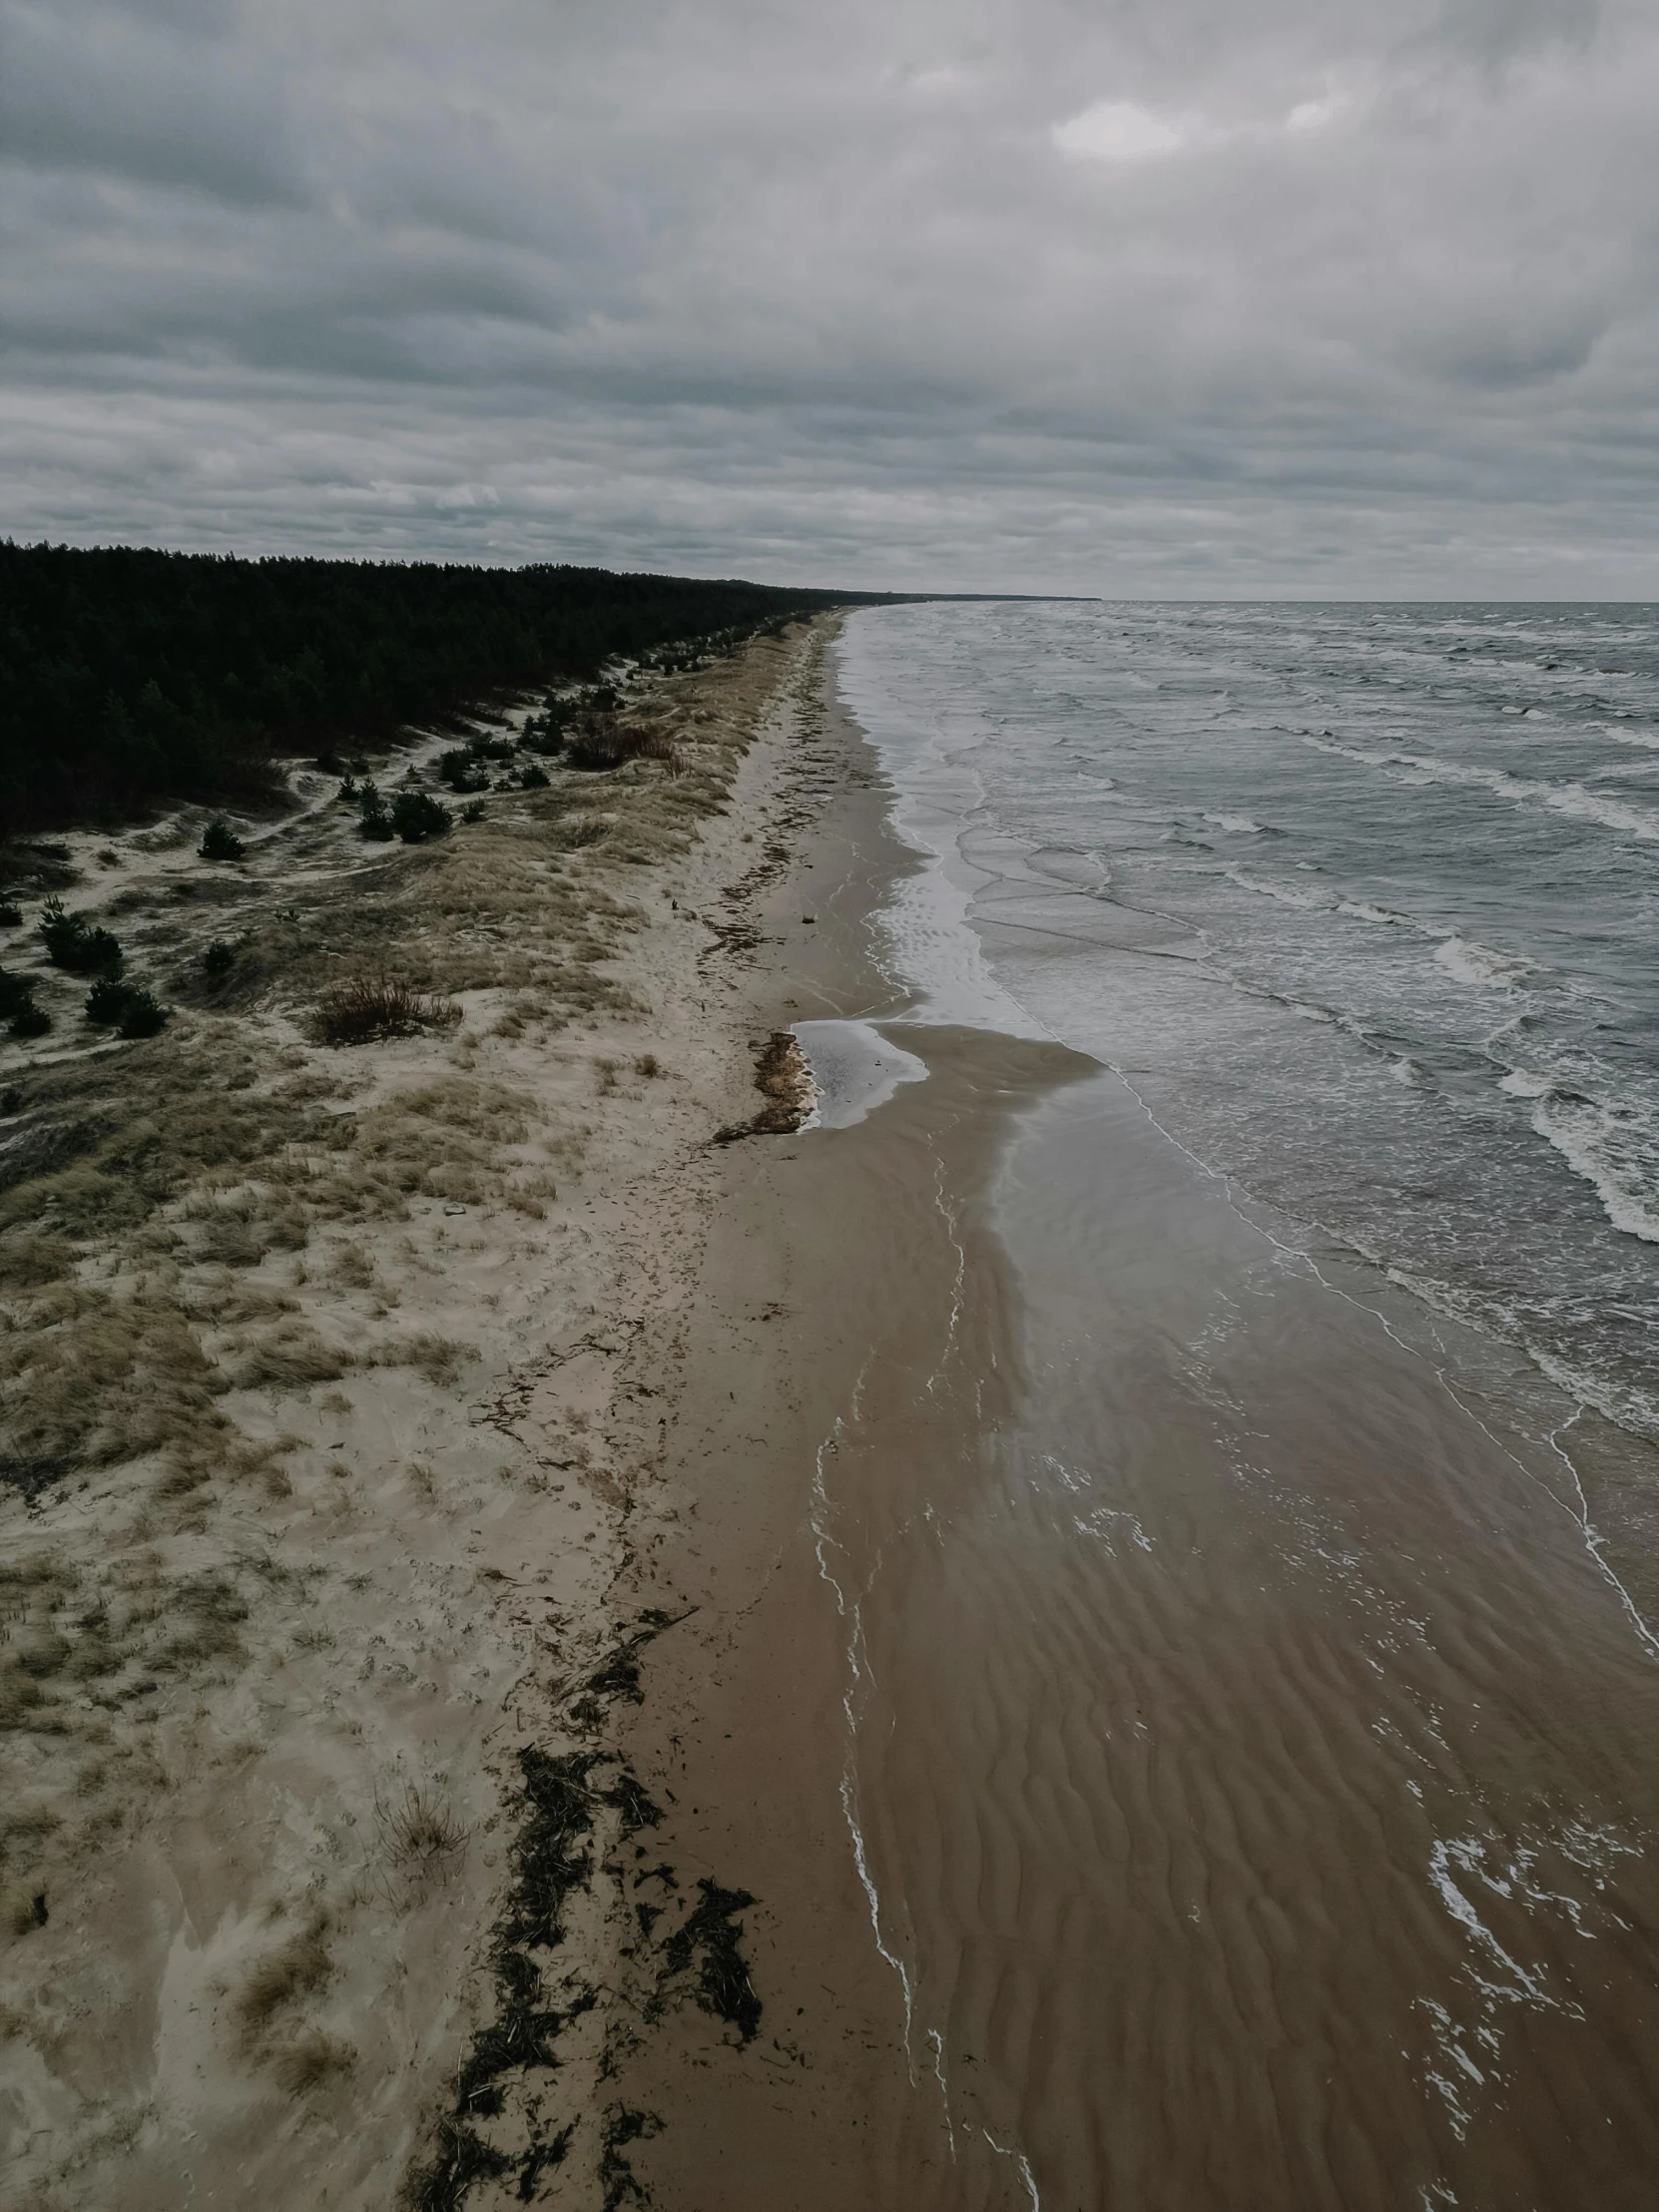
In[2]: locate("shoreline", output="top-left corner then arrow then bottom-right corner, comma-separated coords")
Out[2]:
608,629 -> 1659,2209
598,668 -> 1099,2206
7,604 -> 1659,2207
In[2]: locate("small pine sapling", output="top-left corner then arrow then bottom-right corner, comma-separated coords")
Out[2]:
199,819 -> 246,861
356,783 -> 395,841
37,898 -> 123,977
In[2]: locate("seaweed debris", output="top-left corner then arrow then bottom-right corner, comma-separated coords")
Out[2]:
402,1747 -> 600,2211
655,1880 -> 763,2045
600,2105 -> 662,2211
712,1030 -> 814,1143
403,1606 -> 756,2208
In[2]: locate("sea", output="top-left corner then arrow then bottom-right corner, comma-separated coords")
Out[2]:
798,599 -> 1659,2210
837,597 -> 1659,1447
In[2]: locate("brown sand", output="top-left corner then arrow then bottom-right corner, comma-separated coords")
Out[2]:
598,666 -> 1659,2212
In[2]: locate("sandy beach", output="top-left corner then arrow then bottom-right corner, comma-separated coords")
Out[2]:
8,608 -> 1659,2212
0,615 -> 885,2208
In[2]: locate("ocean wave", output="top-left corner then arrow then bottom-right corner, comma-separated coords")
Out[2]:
1222,865 -> 1334,911
1493,1068 -> 1659,1244
1338,898 -> 1412,928
1529,1092 -> 1659,1246
1202,812 -> 1263,834
1301,733 -> 1659,843
1433,936 -> 1532,991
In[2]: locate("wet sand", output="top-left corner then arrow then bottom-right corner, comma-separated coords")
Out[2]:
612,665 -> 1659,2209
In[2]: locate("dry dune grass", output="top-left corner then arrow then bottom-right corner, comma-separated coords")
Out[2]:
0,1233 -> 75,1291
312,975 -> 462,1048
236,1913 -> 333,2047
377,1781 -> 471,1871
230,1322 -> 347,1391
0,1285 -> 228,1494
271,2028 -> 356,2095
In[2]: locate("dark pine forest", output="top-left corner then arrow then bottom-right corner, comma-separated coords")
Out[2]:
1,543 -> 893,834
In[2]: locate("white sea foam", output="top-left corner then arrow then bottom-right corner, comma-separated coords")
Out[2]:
1201,811 -> 1262,833
1427,1836 -> 1554,2006
1432,936 -> 1531,991
1223,865 -> 1333,910
1530,1094 -> 1659,1245
834,624 -> 1049,1034
1339,898 -> 1411,928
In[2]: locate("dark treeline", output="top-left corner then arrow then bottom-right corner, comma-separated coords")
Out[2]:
0,543 -> 899,833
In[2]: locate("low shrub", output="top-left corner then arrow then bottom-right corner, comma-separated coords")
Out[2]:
312,974 -> 462,1046
518,764 -> 550,789
84,977 -> 129,1025
38,898 -> 122,977
389,792 -> 452,843
459,800 -> 487,825
8,1004 -> 50,1040
565,714 -> 680,775
203,939 -> 236,982
199,819 -> 246,861
0,903 -> 21,928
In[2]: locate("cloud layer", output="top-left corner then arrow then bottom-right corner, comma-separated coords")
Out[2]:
3,0 -> 1656,592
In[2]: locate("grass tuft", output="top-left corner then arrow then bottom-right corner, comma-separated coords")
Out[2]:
312,975 -> 462,1047
235,1914 -> 332,2046
272,2030 -> 355,2095
377,1782 -> 472,1870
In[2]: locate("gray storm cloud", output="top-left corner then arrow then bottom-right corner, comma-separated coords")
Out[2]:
1,0 -> 1654,592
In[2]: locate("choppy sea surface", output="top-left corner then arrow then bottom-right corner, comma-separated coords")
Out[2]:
838,599 -> 1659,1442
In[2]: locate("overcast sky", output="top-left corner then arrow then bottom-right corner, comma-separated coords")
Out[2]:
2,0 -> 1655,594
